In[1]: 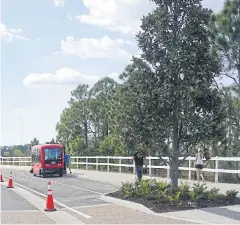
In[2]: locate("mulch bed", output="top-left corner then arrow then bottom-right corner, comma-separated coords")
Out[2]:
107,191 -> 240,213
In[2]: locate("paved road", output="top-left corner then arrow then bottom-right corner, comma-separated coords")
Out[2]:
1,168 -> 197,224
7,170 -> 115,209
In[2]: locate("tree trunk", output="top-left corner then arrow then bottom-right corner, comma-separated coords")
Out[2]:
84,121 -> 88,148
171,110 -> 179,189
170,157 -> 179,189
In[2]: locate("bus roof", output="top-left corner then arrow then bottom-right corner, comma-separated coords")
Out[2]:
31,144 -> 63,148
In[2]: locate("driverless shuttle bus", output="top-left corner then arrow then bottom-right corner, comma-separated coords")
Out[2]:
30,144 -> 64,177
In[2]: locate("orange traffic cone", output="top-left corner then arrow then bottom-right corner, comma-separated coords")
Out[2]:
7,172 -> 13,188
44,181 -> 56,211
0,171 -> 4,182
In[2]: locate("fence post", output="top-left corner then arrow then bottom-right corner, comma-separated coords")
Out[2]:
133,160 -> 135,174
107,156 -> 110,172
19,157 -> 21,166
96,156 -> 98,171
188,157 -> 191,180
76,157 -> 79,170
149,156 -> 151,176
167,158 -> 170,179
119,158 -> 122,173
215,156 -> 219,183
13,157 -> 15,166
86,157 -> 88,170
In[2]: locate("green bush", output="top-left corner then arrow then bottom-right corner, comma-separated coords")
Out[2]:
226,190 -> 239,201
119,179 -> 239,205
178,182 -> 191,199
121,182 -> 135,198
190,182 -> 208,201
208,187 -> 220,199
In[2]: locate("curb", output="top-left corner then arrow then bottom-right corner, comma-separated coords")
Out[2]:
100,194 -> 154,214
100,194 -> 213,224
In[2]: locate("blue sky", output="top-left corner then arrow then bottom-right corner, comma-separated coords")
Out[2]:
0,0 -> 229,145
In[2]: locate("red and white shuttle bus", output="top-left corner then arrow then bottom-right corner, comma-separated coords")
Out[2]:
30,144 -> 65,177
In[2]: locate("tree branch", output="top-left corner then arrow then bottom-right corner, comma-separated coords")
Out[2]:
158,154 -> 170,166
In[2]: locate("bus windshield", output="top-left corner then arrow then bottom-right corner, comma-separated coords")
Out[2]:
44,148 -> 62,163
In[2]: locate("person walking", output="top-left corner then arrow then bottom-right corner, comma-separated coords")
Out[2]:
132,150 -> 147,182
195,149 -> 205,182
64,151 -> 72,174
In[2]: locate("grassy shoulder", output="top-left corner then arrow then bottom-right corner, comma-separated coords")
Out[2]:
106,178 -> 240,213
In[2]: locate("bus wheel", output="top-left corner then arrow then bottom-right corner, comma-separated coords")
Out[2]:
33,173 -> 36,176
59,174 -> 63,177
42,173 -> 46,178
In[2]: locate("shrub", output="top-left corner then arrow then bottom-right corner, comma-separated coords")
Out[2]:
191,183 -> 208,201
135,179 -> 152,197
120,182 -> 135,198
178,182 -> 191,199
226,190 -> 239,201
208,187 -> 220,199
119,179 -> 239,207
168,191 -> 181,204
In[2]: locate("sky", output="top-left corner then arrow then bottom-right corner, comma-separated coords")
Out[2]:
0,0 -> 229,146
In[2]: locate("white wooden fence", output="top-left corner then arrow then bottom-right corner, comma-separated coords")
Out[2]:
0,156 -> 239,183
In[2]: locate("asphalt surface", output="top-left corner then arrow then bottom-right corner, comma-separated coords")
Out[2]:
1,169 -> 117,210
1,185 -> 37,211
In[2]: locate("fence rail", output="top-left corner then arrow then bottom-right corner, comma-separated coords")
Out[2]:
0,156 -> 239,183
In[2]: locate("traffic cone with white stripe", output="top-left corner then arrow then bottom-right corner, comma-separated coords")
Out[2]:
44,181 -> 56,211
7,172 -> 13,188
0,170 -> 4,182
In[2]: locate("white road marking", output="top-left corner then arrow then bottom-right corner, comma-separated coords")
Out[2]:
13,186 -> 84,224
18,173 -> 104,195
13,181 -> 92,219
73,203 -> 112,209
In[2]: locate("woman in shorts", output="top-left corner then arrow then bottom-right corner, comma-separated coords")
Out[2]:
195,149 -> 205,182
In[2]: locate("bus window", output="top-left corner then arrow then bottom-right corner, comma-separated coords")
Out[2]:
36,148 -> 40,163
44,148 -> 62,163
32,149 -> 36,163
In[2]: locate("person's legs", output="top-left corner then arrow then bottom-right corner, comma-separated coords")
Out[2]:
196,168 -> 200,181
136,166 -> 143,182
199,167 -> 205,182
68,164 -> 72,173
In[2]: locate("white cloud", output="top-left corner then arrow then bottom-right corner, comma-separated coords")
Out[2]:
54,0 -> 66,7
23,67 -> 120,88
0,22 -> 29,41
57,36 -> 132,61
76,0 -> 225,35
76,0 -> 156,35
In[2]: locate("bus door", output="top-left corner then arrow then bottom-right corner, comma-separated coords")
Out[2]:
32,148 -> 41,174
63,146 -> 66,174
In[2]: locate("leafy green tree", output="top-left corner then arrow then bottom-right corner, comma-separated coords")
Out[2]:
209,0 -> 240,87
120,0 -> 226,188
30,138 -> 40,146
13,149 -> 24,157
3,151 -> 10,157
99,135 -> 125,156
89,77 -> 118,139
208,0 -> 240,161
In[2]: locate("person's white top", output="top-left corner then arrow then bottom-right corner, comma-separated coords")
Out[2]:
195,153 -> 203,165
